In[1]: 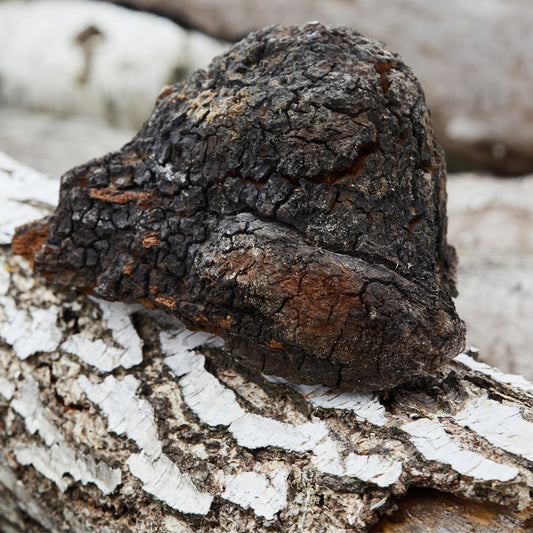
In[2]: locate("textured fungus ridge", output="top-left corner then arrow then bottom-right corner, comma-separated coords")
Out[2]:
13,23 -> 465,391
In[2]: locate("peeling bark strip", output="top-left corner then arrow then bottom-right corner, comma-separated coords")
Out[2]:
13,23 -> 464,391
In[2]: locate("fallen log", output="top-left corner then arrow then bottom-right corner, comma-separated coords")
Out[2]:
1,152 -> 533,532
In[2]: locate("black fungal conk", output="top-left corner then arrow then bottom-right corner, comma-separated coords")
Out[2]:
13,23 -> 466,391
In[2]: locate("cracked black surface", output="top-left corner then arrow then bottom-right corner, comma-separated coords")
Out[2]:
14,23 -> 465,391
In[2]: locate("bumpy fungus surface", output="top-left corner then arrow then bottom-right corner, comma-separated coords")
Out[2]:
13,23 -> 465,391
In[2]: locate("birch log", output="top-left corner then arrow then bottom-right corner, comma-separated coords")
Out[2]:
1,152 -> 533,531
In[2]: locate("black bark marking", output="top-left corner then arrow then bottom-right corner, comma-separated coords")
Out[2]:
13,23 -> 465,391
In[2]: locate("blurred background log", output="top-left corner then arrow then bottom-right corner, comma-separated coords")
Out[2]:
105,0 -> 533,176
2,0 -> 533,174
0,0 -> 228,129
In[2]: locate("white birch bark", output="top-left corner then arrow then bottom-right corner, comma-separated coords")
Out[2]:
0,1 -> 227,130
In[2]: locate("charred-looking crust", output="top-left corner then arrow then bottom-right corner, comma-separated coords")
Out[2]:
12,23 -> 465,391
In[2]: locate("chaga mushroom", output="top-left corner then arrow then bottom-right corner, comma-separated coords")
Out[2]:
13,23 -> 465,391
